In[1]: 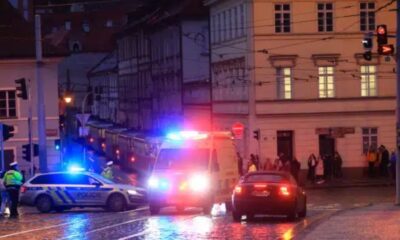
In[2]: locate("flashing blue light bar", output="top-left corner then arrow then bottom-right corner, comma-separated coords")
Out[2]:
166,131 -> 208,141
68,165 -> 85,172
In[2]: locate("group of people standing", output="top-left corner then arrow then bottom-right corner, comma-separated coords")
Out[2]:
244,153 -> 301,182
366,145 -> 396,179
307,152 -> 343,184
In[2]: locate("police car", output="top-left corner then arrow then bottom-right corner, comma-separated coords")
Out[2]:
19,171 -> 146,213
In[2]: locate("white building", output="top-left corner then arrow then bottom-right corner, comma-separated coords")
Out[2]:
205,0 -> 396,177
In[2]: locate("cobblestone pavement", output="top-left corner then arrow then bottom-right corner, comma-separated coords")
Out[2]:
0,186 -> 395,240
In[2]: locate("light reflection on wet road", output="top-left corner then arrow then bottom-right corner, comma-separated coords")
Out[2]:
0,186 -> 395,240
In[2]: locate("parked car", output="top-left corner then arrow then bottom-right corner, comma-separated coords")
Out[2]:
231,171 -> 307,221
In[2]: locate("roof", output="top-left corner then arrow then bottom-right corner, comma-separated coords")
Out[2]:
87,50 -> 117,77
0,0 -> 66,59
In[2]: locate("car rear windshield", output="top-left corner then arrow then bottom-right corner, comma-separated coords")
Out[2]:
155,148 -> 209,170
245,174 -> 289,183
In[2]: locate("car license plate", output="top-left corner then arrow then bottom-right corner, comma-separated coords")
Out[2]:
252,191 -> 270,197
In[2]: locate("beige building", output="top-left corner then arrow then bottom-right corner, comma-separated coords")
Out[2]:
205,0 -> 396,176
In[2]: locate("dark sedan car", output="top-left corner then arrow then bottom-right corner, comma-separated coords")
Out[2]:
231,171 -> 307,221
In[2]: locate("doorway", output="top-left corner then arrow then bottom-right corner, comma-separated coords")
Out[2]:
277,131 -> 293,161
319,135 -> 335,157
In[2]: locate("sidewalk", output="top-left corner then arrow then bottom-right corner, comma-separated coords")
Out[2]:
303,177 -> 394,189
298,203 -> 400,240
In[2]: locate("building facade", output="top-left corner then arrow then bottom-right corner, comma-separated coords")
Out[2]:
117,0 -> 211,131
205,0 -> 396,176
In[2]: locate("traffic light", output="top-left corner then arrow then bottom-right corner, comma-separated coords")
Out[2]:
253,129 -> 260,140
362,32 -> 373,61
15,78 -> 28,100
22,144 -> 39,162
2,124 -> 14,142
54,139 -> 61,150
376,25 -> 388,45
378,44 -> 395,55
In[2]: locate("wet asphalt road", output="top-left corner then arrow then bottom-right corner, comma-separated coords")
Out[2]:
0,186 -> 395,240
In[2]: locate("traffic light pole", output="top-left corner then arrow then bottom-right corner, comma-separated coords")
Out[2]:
0,124 -> 4,172
35,15 -> 47,173
28,79 -> 34,176
396,0 -> 400,205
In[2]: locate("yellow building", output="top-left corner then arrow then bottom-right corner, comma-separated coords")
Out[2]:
205,0 -> 396,177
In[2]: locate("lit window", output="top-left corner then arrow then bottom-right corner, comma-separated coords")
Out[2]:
318,66 -> 335,98
317,3 -> 333,32
82,21 -> 90,32
0,90 -> 17,118
360,65 -> 377,97
275,3 -> 291,33
360,2 -> 375,31
106,20 -> 113,27
362,127 -> 377,154
65,21 -> 71,30
277,67 -> 292,99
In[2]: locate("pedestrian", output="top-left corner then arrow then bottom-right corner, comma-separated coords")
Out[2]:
101,161 -> 116,181
263,158 -> 273,171
236,152 -> 244,176
316,156 -> 325,184
366,146 -> 377,178
0,171 -> 9,217
333,151 -> 343,178
290,157 -> 301,183
389,151 -> 396,180
3,162 -> 23,218
307,153 -> 317,183
247,156 -> 257,173
379,145 -> 389,177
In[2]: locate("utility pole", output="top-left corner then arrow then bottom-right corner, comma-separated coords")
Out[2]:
35,14 -> 47,173
0,124 -> 4,172
28,79 -> 34,177
396,0 -> 400,205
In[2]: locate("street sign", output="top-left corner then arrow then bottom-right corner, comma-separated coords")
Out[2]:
232,122 -> 244,139
76,113 -> 90,126
79,126 -> 89,137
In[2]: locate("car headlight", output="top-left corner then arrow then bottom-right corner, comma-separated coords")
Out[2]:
127,190 -> 138,195
148,176 -> 159,188
189,173 -> 210,192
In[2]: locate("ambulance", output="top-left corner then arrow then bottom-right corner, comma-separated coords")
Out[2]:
147,130 -> 240,215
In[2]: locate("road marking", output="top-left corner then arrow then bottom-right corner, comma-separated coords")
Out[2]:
60,217 -> 150,239
117,229 -> 150,240
0,206 -> 149,239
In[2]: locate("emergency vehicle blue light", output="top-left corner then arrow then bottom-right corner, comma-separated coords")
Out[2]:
166,131 -> 208,141
68,165 -> 85,172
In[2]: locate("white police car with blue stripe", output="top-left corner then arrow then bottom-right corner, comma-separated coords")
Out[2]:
19,171 -> 146,213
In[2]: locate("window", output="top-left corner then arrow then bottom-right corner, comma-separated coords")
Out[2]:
82,20 -> 90,32
362,127 -> 377,154
217,13 -> 222,43
106,20 -> 113,27
275,3 -> 291,33
360,2 -> 375,31
239,4 -> 245,36
233,7 -> 238,38
318,66 -> 335,98
65,21 -> 71,30
318,3 -> 333,32
360,65 -> 377,96
212,15 -> 217,43
222,11 -> 226,42
277,67 -> 292,99
0,90 -> 16,118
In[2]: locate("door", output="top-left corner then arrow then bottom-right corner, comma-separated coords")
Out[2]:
277,131 -> 293,161
319,135 -> 335,157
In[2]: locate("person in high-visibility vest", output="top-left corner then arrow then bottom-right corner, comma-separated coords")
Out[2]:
3,162 -> 23,218
101,161 -> 115,180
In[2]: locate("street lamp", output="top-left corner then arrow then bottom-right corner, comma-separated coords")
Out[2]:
63,91 -> 73,104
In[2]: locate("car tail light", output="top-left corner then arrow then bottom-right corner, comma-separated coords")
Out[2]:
279,186 -> 290,196
234,186 -> 242,194
20,186 -> 27,193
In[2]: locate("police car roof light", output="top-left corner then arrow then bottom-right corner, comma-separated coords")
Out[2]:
69,165 -> 85,173
166,131 -> 209,141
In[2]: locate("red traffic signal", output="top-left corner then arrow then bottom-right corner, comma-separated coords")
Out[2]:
232,122 -> 244,139
378,44 -> 395,55
376,25 -> 388,45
